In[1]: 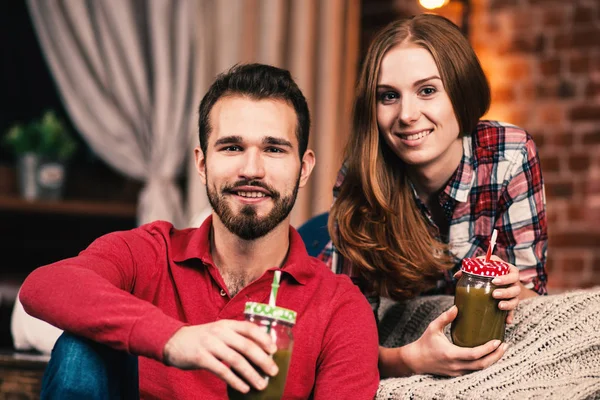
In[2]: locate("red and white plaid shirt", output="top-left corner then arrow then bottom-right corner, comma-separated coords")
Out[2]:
319,120 -> 548,306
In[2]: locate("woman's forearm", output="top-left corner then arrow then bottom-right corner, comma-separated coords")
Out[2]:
378,345 -> 415,378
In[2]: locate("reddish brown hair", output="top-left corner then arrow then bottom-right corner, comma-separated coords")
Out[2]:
330,14 -> 491,300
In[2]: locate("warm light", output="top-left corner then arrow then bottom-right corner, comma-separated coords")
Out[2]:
419,0 -> 450,10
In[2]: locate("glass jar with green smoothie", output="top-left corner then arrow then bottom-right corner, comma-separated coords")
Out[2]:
228,302 -> 296,400
451,258 -> 510,347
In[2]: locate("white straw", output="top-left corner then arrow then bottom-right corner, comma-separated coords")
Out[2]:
485,229 -> 498,263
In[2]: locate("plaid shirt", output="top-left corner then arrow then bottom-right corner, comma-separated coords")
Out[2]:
319,120 -> 548,306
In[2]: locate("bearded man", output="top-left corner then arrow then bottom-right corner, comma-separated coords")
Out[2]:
20,63 -> 379,400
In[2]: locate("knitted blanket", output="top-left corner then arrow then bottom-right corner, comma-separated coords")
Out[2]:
377,288 -> 600,400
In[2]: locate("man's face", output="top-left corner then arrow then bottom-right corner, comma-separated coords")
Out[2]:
195,95 -> 314,240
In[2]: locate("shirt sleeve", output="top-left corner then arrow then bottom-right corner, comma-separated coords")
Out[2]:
312,285 -> 380,400
19,229 -> 186,361
496,135 -> 548,294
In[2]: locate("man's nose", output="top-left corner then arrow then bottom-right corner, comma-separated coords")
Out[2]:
398,97 -> 420,125
238,149 -> 266,179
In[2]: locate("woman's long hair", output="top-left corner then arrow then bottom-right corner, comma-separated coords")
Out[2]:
330,14 -> 491,300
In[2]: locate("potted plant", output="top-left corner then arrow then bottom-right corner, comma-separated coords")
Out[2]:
2,110 -> 78,201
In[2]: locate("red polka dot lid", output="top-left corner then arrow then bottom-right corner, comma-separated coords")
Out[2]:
461,258 -> 510,277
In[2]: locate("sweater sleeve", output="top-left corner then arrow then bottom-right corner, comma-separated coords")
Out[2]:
19,229 -> 186,361
312,284 -> 379,400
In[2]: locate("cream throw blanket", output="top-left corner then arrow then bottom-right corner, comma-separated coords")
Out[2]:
377,288 -> 600,400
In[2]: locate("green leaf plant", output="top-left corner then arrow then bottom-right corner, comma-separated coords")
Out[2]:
2,110 -> 78,162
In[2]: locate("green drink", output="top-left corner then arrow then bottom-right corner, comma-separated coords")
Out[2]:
452,285 -> 506,347
227,302 -> 296,400
451,258 -> 509,347
227,350 -> 292,400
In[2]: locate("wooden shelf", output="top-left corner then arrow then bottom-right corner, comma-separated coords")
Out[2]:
0,194 -> 136,218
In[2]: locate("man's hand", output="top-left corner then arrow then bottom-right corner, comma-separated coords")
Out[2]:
163,320 -> 278,393
383,306 -> 507,377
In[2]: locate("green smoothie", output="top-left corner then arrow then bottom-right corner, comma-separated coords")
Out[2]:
227,349 -> 292,400
451,285 -> 507,347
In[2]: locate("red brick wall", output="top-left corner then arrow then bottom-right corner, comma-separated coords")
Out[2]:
363,0 -> 600,291
468,0 -> 600,291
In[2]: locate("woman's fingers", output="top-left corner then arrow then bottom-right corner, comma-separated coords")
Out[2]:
451,339 -> 502,361
506,310 -> 515,324
492,284 -> 521,300
429,305 -> 458,331
492,264 -> 520,286
457,342 -> 508,372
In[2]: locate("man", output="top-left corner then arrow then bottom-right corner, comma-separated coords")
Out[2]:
20,63 -> 379,399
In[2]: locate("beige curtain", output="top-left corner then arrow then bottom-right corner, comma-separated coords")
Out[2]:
187,0 -> 360,228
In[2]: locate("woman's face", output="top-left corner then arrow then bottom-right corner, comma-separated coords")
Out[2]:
376,42 -> 462,174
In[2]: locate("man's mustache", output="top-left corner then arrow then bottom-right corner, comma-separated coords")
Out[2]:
222,180 -> 280,200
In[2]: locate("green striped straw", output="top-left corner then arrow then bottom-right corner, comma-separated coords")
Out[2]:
269,270 -> 281,307
266,270 -> 281,337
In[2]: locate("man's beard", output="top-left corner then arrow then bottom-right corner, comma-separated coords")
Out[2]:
206,176 -> 300,240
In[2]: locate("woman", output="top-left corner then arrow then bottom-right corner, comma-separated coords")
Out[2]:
320,14 -> 547,377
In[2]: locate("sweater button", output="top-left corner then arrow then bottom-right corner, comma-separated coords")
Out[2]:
220,289 -> 227,297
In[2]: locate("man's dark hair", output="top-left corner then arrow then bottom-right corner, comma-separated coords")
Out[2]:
198,63 -> 310,157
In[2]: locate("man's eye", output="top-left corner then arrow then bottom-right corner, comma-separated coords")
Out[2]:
266,147 -> 284,153
222,145 -> 242,152
377,92 -> 399,103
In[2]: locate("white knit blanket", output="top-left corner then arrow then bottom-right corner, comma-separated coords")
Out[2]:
377,288 -> 600,400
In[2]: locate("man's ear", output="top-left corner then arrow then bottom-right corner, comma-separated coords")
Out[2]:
194,146 -> 207,185
298,149 -> 316,188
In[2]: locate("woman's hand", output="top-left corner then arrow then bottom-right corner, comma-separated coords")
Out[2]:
482,255 -> 521,324
380,306 -> 507,377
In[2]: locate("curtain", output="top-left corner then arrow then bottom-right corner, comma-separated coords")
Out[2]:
26,0 -> 201,227
188,0 -> 360,227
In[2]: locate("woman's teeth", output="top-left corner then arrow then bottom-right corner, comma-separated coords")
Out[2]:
402,130 -> 432,140
237,191 -> 266,198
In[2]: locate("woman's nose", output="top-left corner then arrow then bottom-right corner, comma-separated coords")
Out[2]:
398,97 -> 420,125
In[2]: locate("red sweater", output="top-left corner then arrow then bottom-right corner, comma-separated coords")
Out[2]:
20,217 -> 379,399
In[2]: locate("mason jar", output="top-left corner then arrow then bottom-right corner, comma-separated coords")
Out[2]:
451,258 -> 510,347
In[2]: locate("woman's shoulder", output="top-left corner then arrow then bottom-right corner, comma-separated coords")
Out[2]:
470,120 -> 537,161
473,120 -> 532,144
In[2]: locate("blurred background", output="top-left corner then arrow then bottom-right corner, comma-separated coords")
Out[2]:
1,0 -> 599,304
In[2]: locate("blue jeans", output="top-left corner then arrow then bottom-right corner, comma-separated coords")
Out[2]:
41,332 -> 139,399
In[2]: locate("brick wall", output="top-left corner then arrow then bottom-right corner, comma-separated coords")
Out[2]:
468,0 -> 600,291
364,0 -> 600,291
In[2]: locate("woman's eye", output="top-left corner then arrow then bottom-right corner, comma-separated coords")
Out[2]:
420,87 -> 436,96
378,92 -> 399,103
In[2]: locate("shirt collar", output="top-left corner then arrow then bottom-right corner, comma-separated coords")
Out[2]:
171,215 -> 314,285
442,134 -> 475,203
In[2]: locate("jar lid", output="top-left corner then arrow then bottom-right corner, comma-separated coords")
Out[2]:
244,302 -> 297,325
461,258 -> 510,277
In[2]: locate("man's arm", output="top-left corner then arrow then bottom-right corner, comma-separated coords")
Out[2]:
312,285 -> 379,400
19,230 -> 185,361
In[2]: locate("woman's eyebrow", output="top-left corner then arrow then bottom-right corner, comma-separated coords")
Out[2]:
413,76 -> 442,86
376,76 -> 442,90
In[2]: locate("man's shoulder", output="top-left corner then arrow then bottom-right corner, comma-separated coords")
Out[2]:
305,256 -> 363,298
101,220 -> 184,250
